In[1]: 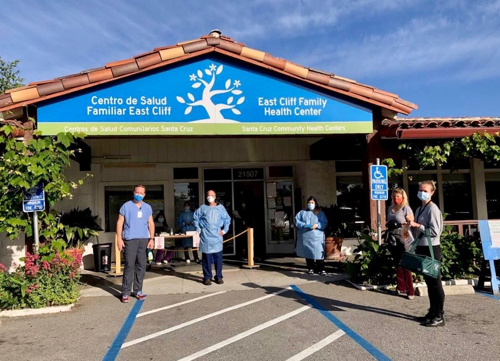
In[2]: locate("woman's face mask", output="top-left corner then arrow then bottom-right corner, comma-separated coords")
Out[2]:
184,207 -> 190,212
393,194 -> 403,205
417,191 -> 431,201
158,217 -> 165,223
307,203 -> 315,211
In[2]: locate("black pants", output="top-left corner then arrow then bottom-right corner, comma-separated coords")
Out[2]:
306,258 -> 324,273
416,245 -> 445,314
122,238 -> 148,296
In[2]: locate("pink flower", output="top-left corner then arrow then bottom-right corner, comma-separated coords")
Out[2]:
70,271 -> 76,278
0,263 -> 7,273
41,261 -> 50,270
26,288 -> 32,294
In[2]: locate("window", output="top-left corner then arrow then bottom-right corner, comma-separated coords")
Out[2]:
336,176 -> 364,236
174,167 -> 198,179
204,168 -> 232,181
105,185 -> 164,232
174,183 -> 199,230
442,173 -> 472,220
485,173 -> 500,219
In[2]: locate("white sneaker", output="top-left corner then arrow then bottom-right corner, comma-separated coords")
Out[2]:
185,259 -> 191,264
155,262 -> 162,265
163,260 -> 169,264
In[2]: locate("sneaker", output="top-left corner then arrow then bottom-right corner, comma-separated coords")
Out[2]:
424,314 -> 445,327
163,260 -> 169,264
135,292 -> 147,301
203,279 -> 212,286
156,262 -> 162,265
320,270 -> 327,276
416,309 -> 434,323
195,259 -> 201,264
308,269 -> 314,275
407,295 -> 415,300
121,295 -> 130,303
185,259 -> 191,264
214,278 -> 224,284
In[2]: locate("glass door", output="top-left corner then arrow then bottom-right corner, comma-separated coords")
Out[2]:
265,181 -> 295,254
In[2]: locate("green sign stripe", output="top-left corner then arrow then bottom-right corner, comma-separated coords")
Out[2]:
38,122 -> 373,135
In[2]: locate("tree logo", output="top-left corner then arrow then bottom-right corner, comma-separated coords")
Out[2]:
176,63 -> 245,123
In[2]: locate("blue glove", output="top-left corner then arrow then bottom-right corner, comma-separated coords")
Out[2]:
305,224 -> 312,229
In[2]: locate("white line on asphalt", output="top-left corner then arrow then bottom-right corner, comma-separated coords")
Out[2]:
285,330 -> 346,361
177,305 -> 311,361
121,287 -> 291,349
137,291 -> 226,318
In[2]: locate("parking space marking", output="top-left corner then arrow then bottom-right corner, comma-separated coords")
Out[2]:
291,285 -> 391,361
177,305 -> 311,361
285,330 -> 346,361
103,299 -> 145,361
121,287 -> 291,349
137,291 -> 226,318
476,291 -> 500,301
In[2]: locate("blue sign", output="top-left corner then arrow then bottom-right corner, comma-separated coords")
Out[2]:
37,57 -> 373,136
478,220 -> 500,294
23,184 -> 45,213
370,165 -> 388,200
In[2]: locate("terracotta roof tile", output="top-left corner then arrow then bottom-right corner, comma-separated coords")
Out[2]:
136,53 -> 162,69
62,74 -> 90,89
88,68 -> 114,83
37,80 -> 64,96
159,47 -> 185,61
111,61 -> 139,77
0,31 -> 417,115
182,40 -> 210,53
262,54 -> 286,70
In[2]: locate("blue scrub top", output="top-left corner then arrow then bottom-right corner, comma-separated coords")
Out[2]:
119,200 -> 153,240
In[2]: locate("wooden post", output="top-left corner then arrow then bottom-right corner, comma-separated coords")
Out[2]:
242,228 -> 259,269
107,234 -> 123,277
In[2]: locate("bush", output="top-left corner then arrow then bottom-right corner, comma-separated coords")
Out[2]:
0,240 -> 82,310
347,229 -> 482,285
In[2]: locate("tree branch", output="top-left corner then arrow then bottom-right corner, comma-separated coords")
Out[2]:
210,87 -> 234,97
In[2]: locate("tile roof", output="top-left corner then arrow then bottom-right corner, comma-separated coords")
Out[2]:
0,31 -> 417,116
381,117 -> 500,139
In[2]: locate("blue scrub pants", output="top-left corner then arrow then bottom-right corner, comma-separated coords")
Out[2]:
202,251 -> 223,281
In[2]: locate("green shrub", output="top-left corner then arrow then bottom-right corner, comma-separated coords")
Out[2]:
347,229 -> 482,285
0,240 -> 82,310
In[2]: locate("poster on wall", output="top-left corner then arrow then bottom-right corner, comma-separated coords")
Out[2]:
37,58 -> 373,136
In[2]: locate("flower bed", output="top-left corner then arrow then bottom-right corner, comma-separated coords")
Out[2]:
0,241 -> 82,310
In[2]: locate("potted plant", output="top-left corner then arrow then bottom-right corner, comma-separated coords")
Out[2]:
322,204 -> 348,260
57,207 -> 103,253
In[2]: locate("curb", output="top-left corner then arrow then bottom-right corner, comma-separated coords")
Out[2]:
347,278 -> 491,293
0,303 -> 75,318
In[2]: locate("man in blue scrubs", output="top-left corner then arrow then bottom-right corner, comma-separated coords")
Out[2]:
194,190 -> 231,285
116,185 -> 155,303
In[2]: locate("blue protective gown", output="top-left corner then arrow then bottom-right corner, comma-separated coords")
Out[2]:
295,209 -> 328,260
177,210 -> 197,248
194,204 -> 231,254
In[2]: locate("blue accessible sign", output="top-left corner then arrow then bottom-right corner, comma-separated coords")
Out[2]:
370,165 -> 388,200
23,183 -> 45,212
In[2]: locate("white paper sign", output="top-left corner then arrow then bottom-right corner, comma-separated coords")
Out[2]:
154,237 -> 164,250
186,231 -> 200,248
488,220 -> 500,248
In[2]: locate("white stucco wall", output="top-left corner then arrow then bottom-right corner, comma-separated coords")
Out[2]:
0,233 -> 26,272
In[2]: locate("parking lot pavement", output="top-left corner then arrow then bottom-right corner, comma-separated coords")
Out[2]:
1,267 -> 500,361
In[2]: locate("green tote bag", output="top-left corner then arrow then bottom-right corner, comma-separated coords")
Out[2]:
399,229 -> 441,279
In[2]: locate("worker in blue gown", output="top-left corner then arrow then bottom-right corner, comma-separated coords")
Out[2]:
194,190 -> 231,285
295,196 -> 328,276
177,201 -> 200,263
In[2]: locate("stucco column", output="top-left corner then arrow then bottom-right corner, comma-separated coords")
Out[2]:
470,158 -> 488,219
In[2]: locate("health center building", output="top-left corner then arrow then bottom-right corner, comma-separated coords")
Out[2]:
1,30 -> 498,269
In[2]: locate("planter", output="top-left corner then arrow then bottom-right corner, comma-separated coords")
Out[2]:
325,236 -> 344,260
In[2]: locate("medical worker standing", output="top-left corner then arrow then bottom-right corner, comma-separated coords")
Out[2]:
194,190 -> 231,285
295,196 -> 328,276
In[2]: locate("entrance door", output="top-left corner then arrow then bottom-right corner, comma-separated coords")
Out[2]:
233,181 -> 266,258
265,181 -> 295,254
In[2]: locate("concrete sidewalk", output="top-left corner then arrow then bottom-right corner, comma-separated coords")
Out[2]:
80,257 -> 348,298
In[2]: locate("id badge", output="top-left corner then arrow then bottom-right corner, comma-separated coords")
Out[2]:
137,211 -> 143,219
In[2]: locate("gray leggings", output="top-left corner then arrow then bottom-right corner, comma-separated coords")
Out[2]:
122,238 -> 149,296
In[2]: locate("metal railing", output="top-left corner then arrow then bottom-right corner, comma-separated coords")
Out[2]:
443,220 -> 479,237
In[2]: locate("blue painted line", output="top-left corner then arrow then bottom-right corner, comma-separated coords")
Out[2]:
291,285 -> 391,361
103,299 -> 145,361
476,291 -> 500,301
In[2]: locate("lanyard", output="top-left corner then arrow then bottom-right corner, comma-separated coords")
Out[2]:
415,201 -> 431,223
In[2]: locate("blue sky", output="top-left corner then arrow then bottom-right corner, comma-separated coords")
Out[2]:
1,0 -> 499,117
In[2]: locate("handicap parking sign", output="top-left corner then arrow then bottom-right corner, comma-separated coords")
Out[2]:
23,183 -> 45,212
370,165 -> 388,200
